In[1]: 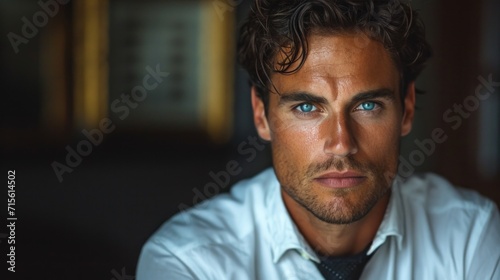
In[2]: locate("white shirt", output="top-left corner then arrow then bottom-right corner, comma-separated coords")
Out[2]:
137,168 -> 500,279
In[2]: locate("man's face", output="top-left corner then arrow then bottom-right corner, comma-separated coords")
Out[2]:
252,33 -> 415,224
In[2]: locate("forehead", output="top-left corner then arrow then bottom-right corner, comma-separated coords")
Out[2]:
271,33 -> 399,95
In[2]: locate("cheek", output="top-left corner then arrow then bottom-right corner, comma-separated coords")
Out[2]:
356,118 -> 401,166
268,117 -> 327,183
269,116 -> 325,162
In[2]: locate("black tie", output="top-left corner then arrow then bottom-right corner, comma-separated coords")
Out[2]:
314,243 -> 376,280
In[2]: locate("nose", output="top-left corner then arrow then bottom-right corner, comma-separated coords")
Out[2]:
323,114 -> 358,157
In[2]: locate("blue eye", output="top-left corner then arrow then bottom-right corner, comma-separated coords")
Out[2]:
296,103 -> 316,113
359,102 -> 376,111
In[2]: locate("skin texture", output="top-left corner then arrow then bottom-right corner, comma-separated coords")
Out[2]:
251,33 -> 415,256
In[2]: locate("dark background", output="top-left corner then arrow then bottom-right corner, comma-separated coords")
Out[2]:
0,0 -> 499,279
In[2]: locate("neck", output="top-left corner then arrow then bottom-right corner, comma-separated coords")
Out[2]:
282,189 -> 390,257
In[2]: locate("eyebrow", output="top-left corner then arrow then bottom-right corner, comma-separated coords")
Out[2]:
278,88 -> 396,107
350,88 -> 396,105
278,92 -> 328,106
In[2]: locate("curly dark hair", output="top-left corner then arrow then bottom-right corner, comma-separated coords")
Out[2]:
238,0 -> 432,110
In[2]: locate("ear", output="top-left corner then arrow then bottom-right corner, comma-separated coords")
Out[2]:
401,81 -> 416,136
251,87 -> 271,141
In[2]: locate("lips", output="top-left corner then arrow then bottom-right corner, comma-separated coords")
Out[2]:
314,171 -> 366,188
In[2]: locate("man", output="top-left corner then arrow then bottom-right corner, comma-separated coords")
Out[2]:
137,0 -> 500,279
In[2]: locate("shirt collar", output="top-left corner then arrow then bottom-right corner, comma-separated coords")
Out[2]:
265,168 -> 405,262
265,168 -> 320,263
367,177 -> 405,255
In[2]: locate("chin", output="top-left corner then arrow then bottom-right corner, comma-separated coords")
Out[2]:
305,183 -> 389,225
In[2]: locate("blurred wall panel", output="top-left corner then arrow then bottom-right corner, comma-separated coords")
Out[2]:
108,0 -> 234,143
73,0 -> 109,131
40,5 -> 71,138
477,0 -> 500,180
435,0 -> 500,203
0,0 -> 73,150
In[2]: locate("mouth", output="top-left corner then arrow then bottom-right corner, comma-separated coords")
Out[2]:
313,171 -> 366,189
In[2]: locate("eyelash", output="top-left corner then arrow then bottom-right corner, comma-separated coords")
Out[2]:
292,101 -> 383,117
292,103 -> 320,117
353,101 -> 383,112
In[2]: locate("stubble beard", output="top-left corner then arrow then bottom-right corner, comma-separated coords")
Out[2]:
280,155 -> 393,225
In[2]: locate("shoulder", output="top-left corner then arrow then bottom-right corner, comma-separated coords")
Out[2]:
393,173 -> 500,278
395,173 -> 499,248
140,167 -> 277,263
397,173 -> 495,214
